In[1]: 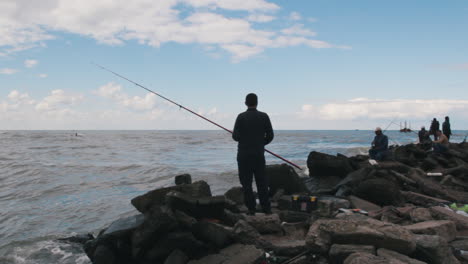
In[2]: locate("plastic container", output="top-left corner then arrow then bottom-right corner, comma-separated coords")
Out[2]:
291,195 -> 317,213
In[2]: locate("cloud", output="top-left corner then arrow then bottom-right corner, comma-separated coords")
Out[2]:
38,73 -> 48,78
298,98 -> 468,121
288,12 -> 302,21
281,24 -> 316,37
24,59 -> 38,68
35,89 -> 84,111
94,82 -> 157,111
0,1 -> 349,61
0,68 -> 18,74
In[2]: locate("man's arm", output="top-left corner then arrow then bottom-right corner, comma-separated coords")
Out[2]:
264,114 -> 274,145
232,115 -> 241,142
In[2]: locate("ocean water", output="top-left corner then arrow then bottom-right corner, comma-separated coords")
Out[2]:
0,130 -> 466,263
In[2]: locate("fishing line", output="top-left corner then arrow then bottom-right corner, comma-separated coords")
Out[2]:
94,63 -> 303,170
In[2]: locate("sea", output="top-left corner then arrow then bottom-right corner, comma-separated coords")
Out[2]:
0,130 -> 466,264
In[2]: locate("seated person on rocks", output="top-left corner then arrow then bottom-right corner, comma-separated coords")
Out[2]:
433,130 -> 449,154
369,127 -> 388,161
418,126 -> 431,144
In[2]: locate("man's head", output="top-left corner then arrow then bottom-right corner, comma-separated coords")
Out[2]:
245,93 -> 258,108
375,127 -> 382,135
433,118 -> 437,121
436,130 -> 442,136
421,126 -> 425,130
445,116 -> 449,121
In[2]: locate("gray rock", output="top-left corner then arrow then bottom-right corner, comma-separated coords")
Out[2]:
430,206 -> 468,230
103,214 -> 144,237
348,195 -> 381,212
404,220 -> 457,242
224,186 -> 244,205
409,208 -> 433,223
377,248 -> 426,264
329,244 -> 376,264
317,197 -> 350,217
165,191 -> 225,219
266,164 -> 307,195
413,234 -> 461,264
175,174 -> 192,185
144,231 -> 210,261
354,178 -> 403,206
164,249 -> 189,264
401,191 -> 450,206
187,244 -> 264,264
192,220 -> 233,248
278,210 -> 311,223
244,213 -> 283,234
93,245 -> 116,264
131,180 -> 212,213
307,151 -> 356,178
232,220 -> 271,248
343,252 -> 402,264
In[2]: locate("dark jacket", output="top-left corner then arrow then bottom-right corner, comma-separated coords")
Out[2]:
372,134 -> 388,151
430,120 -> 440,133
232,108 -> 274,155
442,121 -> 451,136
418,129 -> 431,143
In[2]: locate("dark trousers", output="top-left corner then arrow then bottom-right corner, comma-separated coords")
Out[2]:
369,149 -> 387,161
237,153 -> 271,212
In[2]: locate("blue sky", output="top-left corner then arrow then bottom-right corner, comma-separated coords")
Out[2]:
1,0 -> 467,129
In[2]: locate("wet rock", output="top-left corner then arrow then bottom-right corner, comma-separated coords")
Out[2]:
165,191 -> 225,219
329,244 -> 376,264
401,191 -> 450,206
131,181 -> 212,213
305,216 -> 416,255
348,195 -> 381,212
409,208 -> 433,223
93,244 -> 117,264
192,220 -> 233,248
164,249 -> 188,264
412,234 -> 461,264
307,151 -> 356,178
143,231 -> 210,261
175,174 -> 192,185
404,220 -> 457,242
354,178 -> 403,206
224,186 -> 244,205
266,164 -> 307,195
103,214 -> 144,238
187,244 -> 264,264
377,248 -> 426,264
59,233 -> 94,245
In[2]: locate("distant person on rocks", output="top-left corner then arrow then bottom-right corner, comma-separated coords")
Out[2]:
430,118 -> 440,140
442,116 -> 452,141
369,127 -> 388,161
418,126 -> 431,144
433,130 -> 449,154
233,93 -> 274,215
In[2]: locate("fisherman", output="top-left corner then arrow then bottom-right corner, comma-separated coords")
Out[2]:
430,118 -> 440,140
418,126 -> 431,144
442,116 -> 452,141
233,93 -> 274,215
433,130 -> 449,154
369,127 -> 388,161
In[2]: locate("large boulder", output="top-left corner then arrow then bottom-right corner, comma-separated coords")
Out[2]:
354,178 -> 403,206
412,234 -> 461,264
232,220 -> 271,249
165,191 -> 226,219
192,220 -> 233,248
244,213 -> 283,234
430,206 -> 468,230
343,252 -> 401,264
329,244 -> 376,264
266,164 -> 307,195
403,220 -> 457,242
305,216 -> 416,255
187,244 -> 264,264
131,181 -> 212,213
307,151 -> 356,178
224,186 -> 244,205
401,191 -> 450,206
377,248 -> 426,264
163,249 -> 189,264
348,195 -> 381,212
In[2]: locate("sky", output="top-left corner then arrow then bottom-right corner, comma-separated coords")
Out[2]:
1,0 -> 468,130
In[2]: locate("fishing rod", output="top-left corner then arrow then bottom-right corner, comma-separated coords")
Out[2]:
93,63 -> 303,170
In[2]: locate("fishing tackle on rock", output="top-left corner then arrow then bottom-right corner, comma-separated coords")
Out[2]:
94,63 -> 302,170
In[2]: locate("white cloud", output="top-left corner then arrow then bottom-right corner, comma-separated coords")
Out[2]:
281,24 -> 316,37
0,1 -> 348,61
24,59 -> 38,68
38,73 -> 48,78
299,98 -> 468,121
288,12 -> 302,21
35,89 -> 84,111
94,82 -> 157,111
0,68 -> 18,74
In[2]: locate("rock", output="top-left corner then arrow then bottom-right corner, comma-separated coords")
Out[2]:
303,175 -> 342,195
93,245 -> 117,264
404,220 -> 457,242
406,168 -> 460,202
192,220 -> 233,248
307,151 -> 356,178
430,206 -> 468,230
277,195 -> 293,210
222,209 -> 245,227
305,216 -> 416,255
413,234 -> 461,264
58,233 -> 94,245
348,195 -> 382,212
316,196 -> 350,217
451,238 -> 468,251
354,178 -> 403,206
369,206 -> 405,224
409,208 -> 433,223
131,180 -> 212,213
174,209 -> 198,229
278,210 -> 311,223
264,234 -> 307,256
266,164 -> 307,195
175,174 -> 192,185
244,213 -> 283,234
165,191 -> 225,219
102,214 -> 144,237
401,191 -> 450,206
343,252 -> 400,264
143,231 -> 210,261
224,186 -> 244,205
131,205 -> 178,258
187,244 -> 264,264
377,248 -> 426,264
164,249 -> 189,264
329,244 -> 376,264
232,220 -> 271,248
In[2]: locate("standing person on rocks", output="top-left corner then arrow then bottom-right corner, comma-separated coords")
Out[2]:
433,130 -> 449,154
232,93 -> 274,215
369,127 -> 388,161
442,116 -> 452,141
430,118 -> 440,140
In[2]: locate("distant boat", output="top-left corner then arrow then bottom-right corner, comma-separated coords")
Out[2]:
399,121 -> 412,133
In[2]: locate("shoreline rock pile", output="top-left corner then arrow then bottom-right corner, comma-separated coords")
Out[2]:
72,142 -> 468,264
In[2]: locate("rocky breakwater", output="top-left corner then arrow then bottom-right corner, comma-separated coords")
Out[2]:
67,142 -> 468,264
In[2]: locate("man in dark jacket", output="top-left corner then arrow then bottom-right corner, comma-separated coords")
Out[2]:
418,126 -> 431,144
442,116 -> 452,141
369,127 -> 388,161
233,93 -> 274,215
430,118 -> 440,140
